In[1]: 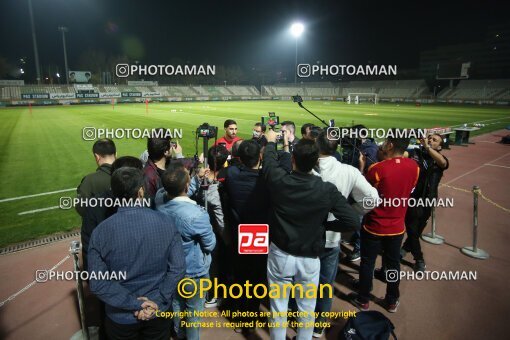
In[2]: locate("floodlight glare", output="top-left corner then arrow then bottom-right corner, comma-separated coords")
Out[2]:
290,23 -> 304,37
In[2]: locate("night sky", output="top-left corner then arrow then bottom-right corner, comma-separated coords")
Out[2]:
1,0 -> 509,77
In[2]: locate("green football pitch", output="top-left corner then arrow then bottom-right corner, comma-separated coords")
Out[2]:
0,100 -> 509,248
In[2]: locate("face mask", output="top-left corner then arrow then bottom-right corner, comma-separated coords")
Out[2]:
253,131 -> 261,138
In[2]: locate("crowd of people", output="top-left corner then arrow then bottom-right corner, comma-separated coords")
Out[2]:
77,119 -> 448,340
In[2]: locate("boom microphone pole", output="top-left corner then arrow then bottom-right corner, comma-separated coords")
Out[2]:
297,101 -> 330,127
291,95 -> 378,166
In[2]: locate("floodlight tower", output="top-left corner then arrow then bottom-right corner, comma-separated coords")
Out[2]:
290,22 -> 304,84
58,26 -> 70,85
28,0 -> 41,84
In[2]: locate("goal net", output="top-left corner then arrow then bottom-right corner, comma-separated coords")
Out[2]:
347,93 -> 378,104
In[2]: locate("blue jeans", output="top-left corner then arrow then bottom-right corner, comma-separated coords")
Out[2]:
314,246 -> 340,326
350,215 -> 364,253
172,276 -> 207,340
267,243 -> 320,340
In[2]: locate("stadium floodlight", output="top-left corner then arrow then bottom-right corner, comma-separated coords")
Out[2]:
290,23 -> 304,37
290,22 -> 305,84
56,73 -> 60,78
20,68 -> 24,74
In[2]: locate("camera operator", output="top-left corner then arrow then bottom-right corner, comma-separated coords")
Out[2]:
280,121 -> 299,150
214,119 -> 240,151
263,129 -> 360,340
402,133 -> 449,272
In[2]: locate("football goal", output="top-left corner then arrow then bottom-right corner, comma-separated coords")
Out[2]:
347,93 -> 378,104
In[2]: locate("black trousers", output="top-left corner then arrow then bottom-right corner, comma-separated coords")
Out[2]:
358,228 -> 404,305
403,206 -> 432,261
232,252 -> 268,325
104,315 -> 172,340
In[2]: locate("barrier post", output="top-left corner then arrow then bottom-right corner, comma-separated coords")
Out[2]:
461,186 -> 489,259
70,241 -> 89,339
421,206 -> 445,244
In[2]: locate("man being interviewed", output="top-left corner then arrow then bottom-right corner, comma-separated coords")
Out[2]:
351,130 -> 420,314
214,119 -> 240,151
262,129 -> 360,340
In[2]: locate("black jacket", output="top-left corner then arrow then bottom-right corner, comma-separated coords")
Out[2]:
224,164 -> 270,226
76,163 -> 112,217
263,142 -> 360,258
81,190 -> 117,271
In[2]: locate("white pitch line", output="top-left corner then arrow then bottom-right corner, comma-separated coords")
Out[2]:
485,163 -> 510,169
445,152 -> 510,185
18,206 -> 60,215
0,188 -> 75,203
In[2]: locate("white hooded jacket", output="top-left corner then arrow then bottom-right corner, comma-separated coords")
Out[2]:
314,156 -> 379,248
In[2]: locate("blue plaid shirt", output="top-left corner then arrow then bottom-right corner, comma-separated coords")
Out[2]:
88,206 -> 185,324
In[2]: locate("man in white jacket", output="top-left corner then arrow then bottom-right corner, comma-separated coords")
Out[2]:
312,130 -> 379,338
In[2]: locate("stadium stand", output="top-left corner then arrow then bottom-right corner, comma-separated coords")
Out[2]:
438,79 -> 510,100
1,86 -> 20,99
226,86 -> 259,95
263,85 -> 306,96
2,80 -> 510,102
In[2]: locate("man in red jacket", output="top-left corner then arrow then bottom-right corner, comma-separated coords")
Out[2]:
214,119 -> 240,151
351,130 -> 420,313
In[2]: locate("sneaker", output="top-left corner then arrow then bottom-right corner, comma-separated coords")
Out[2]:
205,297 -> 219,308
414,260 -> 426,272
348,293 -> 369,312
387,300 -> 400,313
348,251 -> 361,262
400,248 -> 408,259
312,327 -> 324,338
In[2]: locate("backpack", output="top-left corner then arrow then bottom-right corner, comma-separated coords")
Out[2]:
339,311 -> 397,340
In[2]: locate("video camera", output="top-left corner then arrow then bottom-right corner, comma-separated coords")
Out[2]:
292,95 -> 303,103
196,123 -> 217,139
261,112 -> 280,129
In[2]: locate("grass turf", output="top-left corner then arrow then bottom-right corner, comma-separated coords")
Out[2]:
0,100 -> 509,248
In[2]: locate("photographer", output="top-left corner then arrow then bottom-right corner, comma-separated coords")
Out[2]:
280,121 -> 299,151
402,133 -> 449,272
263,129 -> 359,340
